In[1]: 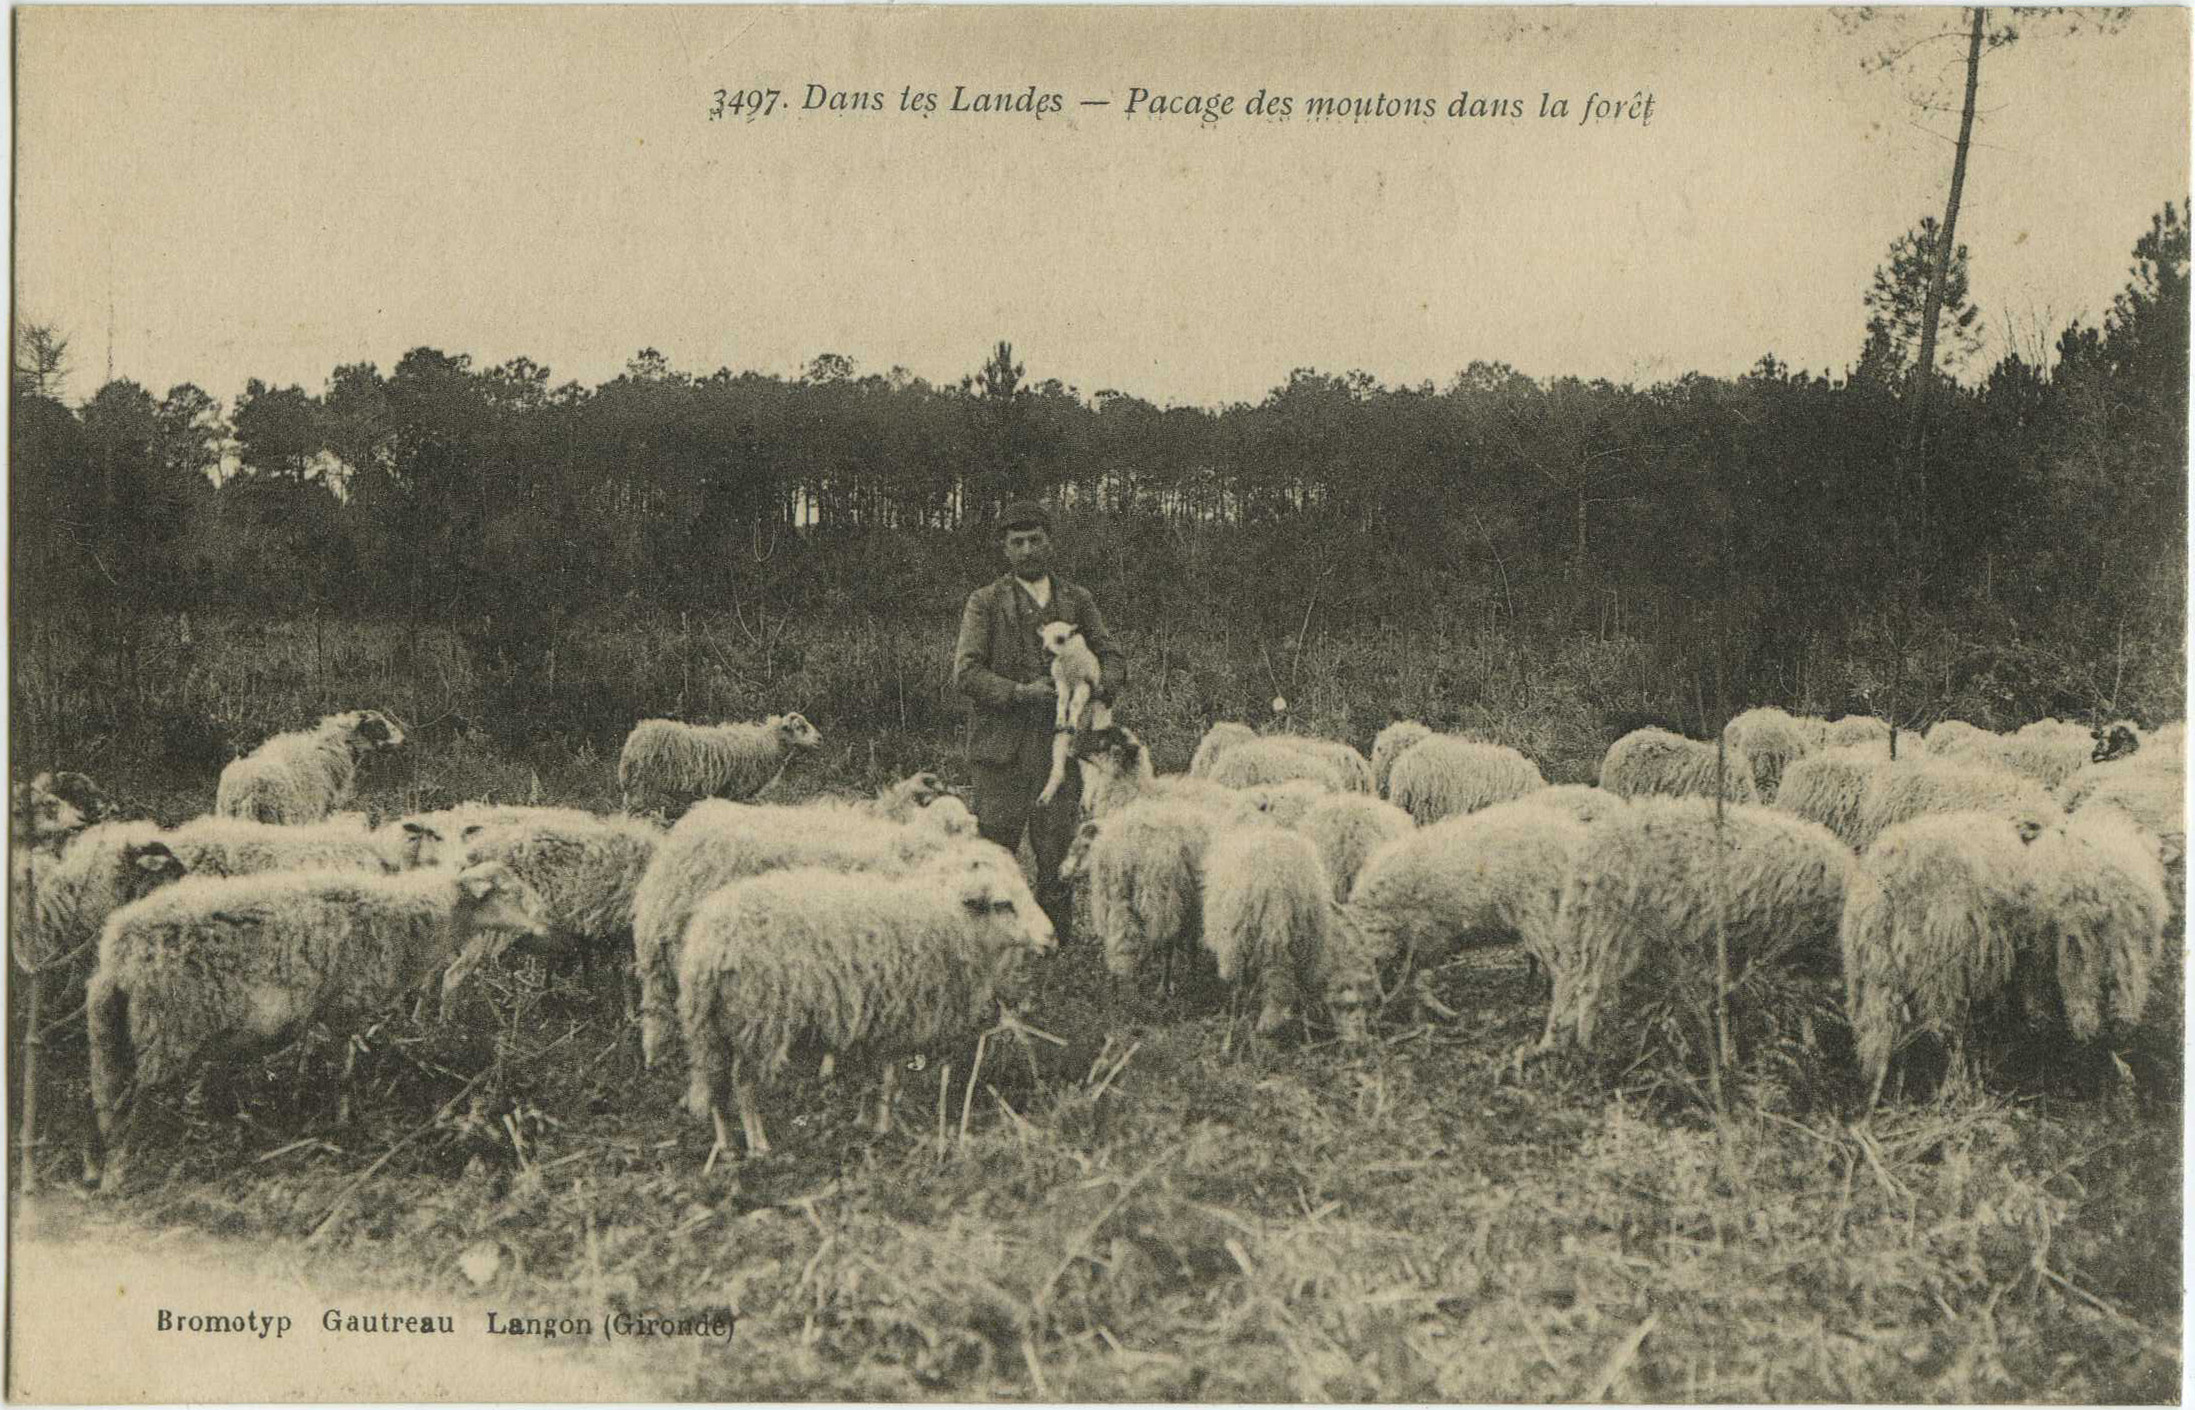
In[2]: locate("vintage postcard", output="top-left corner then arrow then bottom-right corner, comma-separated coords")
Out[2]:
8,3 -> 2188,1403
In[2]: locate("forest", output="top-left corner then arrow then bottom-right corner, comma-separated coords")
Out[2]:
9,204 -> 2187,778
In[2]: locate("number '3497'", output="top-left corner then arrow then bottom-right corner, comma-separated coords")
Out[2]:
711,88 -> 783,120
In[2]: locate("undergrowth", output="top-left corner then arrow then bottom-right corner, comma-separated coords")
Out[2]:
6,612 -> 2182,1401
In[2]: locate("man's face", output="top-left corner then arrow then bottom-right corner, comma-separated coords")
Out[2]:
1003,525 -> 1053,580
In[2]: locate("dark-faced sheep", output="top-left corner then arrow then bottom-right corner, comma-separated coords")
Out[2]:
214,710 -> 405,825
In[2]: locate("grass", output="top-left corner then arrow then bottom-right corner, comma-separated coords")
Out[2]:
7,609 -> 2183,1401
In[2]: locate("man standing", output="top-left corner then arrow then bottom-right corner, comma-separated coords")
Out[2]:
951,501 -> 1126,937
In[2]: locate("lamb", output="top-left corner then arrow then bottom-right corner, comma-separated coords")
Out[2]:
1772,746 -> 1892,847
631,797 -> 996,1067
1188,722 -> 1259,780
86,861 -> 550,1191
1036,620 -> 1110,806
1295,792 -> 1415,903
1345,801 -> 1586,1006
1370,721 -> 1435,800
1840,813 -> 2044,1103
1853,758 -> 2061,851
455,812 -> 663,971
676,852 -> 1056,1162
617,712 -> 823,814
1723,707 -> 1817,800
214,709 -> 404,825
1538,798 -> 1851,1056
1200,825 -> 1341,1035
1387,736 -> 1548,826
1207,738 -> 1348,792
1598,727 -> 1757,805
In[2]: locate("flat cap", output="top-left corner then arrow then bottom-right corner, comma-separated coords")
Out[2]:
998,500 -> 1054,532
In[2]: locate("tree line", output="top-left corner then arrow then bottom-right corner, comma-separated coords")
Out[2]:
11,204 -> 2187,726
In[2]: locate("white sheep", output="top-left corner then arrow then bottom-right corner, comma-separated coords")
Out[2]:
1346,801 -> 1586,1014
1723,707 -> 1817,800
1505,783 -> 1628,826
1227,779 -> 1339,830
1854,758 -> 2061,851
1840,812 -> 2042,1103
456,812 -> 663,973
1821,715 -> 1896,753
1295,792 -> 1415,903
86,861 -> 550,1191
1539,798 -> 1851,1056
1075,796 -> 1231,987
676,852 -> 1055,1162
631,797 -> 992,1067
617,712 -> 823,814
1370,721 -> 1435,800
1387,736 -> 1548,826
1922,718 -> 1994,759
1772,746 -> 1891,847
1925,718 -> 2096,790
1265,735 -> 1376,794
2031,806 -> 2173,1045
1200,825 -> 1340,1036
14,830 -> 188,976
21,814 -> 420,991
214,710 -> 404,824
1207,738 -> 1347,792
1598,727 -> 1758,805
1188,722 -> 1259,780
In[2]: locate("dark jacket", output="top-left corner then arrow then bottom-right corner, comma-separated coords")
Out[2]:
952,572 -> 1127,766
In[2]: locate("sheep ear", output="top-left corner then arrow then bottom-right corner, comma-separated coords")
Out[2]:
461,824 -> 485,841
132,849 -> 176,875
402,821 -> 437,839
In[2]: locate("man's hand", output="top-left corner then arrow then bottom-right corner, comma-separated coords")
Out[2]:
1015,680 -> 1056,705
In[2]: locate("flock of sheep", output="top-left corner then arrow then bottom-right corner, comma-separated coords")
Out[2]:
9,698 -> 2185,1189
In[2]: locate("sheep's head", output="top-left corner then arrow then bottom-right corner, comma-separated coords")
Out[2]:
440,861 -> 553,1016
2091,722 -> 2142,764
917,794 -> 979,839
117,840 -> 188,900
13,774 -> 87,848
1038,620 -> 1084,659
773,712 -> 824,752
333,709 -> 406,753
883,771 -> 950,810
397,820 -> 454,869
1059,819 -> 1102,883
956,868 -> 1057,958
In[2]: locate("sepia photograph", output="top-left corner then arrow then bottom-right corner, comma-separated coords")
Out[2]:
7,3 -> 2189,1402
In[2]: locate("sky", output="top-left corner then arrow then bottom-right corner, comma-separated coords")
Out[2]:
13,5 -> 2190,411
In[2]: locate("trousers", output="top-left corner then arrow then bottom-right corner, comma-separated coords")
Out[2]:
969,731 -> 1082,935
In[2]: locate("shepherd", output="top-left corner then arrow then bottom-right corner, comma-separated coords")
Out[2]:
951,500 -> 1128,940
